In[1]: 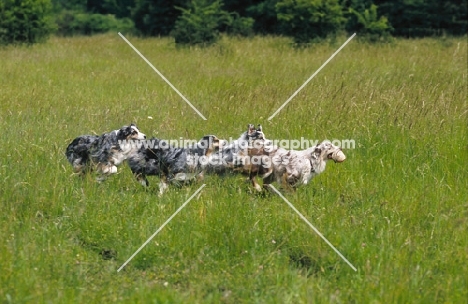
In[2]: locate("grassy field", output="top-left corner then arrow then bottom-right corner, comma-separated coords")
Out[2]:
0,33 -> 466,303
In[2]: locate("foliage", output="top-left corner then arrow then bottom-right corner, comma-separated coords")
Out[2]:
374,0 -> 468,37
222,0 -> 263,16
246,0 -> 281,34
132,0 -> 187,36
226,13 -> 255,36
342,0 -> 374,12
347,4 -> 392,41
171,0 -> 225,45
0,0 -> 55,45
55,11 -> 134,36
276,0 -> 346,44
9,0 -> 466,40
50,0 -> 86,12
86,0 -> 136,19
171,0 -> 234,45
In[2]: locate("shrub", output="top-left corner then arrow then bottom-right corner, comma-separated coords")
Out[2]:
86,0 -> 135,19
276,0 -> 345,44
0,0 -> 55,45
375,0 -> 468,37
50,0 -> 86,12
132,0 -> 186,36
246,0 -> 281,34
226,13 -> 255,37
55,11 -> 134,36
348,4 -> 392,42
171,0 -> 231,46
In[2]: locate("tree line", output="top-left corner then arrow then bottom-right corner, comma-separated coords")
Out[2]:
1,0 -> 467,45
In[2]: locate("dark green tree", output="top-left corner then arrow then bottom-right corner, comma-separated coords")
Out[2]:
348,4 -> 392,41
438,0 -> 467,35
50,0 -> 86,12
374,0 -> 467,37
276,0 -> 346,43
171,0 -> 230,45
55,11 -> 134,36
171,0 -> 253,45
0,0 -> 55,45
86,0 -> 136,19
222,0 -> 262,16
132,0 -> 187,36
246,0 -> 281,34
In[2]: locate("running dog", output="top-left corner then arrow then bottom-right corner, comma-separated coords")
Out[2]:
205,124 -> 262,172
261,140 -> 346,190
127,135 -> 223,195
207,124 -> 274,191
66,124 -> 146,178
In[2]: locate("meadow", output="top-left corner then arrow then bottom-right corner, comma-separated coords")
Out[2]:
0,33 -> 466,303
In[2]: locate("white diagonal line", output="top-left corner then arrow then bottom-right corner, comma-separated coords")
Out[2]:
117,184 -> 206,272
268,185 -> 357,271
118,32 -> 207,120
268,33 -> 356,121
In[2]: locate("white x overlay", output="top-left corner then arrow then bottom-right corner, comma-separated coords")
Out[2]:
118,32 -> 207,120
268,33 -> 356,121
268,185 -> 357,271
116,32 -> 358,273
117,184 -> 206,272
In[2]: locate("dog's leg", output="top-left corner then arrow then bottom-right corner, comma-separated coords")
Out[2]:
96,175 -> 107,183
262,172 -> 275,193
196,171 -> 205,181
158,176 -> 169,196
72,162 -> 84,174
135,173 -> 149,187
250,174 -> 263,192
94,163 -> 107,182
109,165 -> 118,174
99,163 -> 114,175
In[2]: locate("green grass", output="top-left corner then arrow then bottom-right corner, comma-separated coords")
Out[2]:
0,34 -> 466,303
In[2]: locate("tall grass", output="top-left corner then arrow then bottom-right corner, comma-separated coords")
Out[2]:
0,34 -> 466,303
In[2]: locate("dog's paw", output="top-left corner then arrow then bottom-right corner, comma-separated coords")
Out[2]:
254,184 -> 263,192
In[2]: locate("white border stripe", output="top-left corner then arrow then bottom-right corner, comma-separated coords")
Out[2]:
118,32 -> 207,120
268,33 -> 356,121
117,184 -> 206,272
268,185 -> 357,271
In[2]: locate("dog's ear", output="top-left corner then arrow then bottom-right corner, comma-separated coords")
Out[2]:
115,126 -> 129,140
247,124 -> 255,135
199,135 -> 213,148
314,147 -> 322,155
204,136 -> 221,155
210,136 -> 220,148
122,125 -> 134,138
126,125 -> 134,134
257,124 -> 263,132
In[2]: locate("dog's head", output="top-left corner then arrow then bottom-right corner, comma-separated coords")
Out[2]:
314,140 -> 346,163
248,124 -> 276,152
197,135 -> 225,156
246,124 -> 267,141
116,124 -> 146,141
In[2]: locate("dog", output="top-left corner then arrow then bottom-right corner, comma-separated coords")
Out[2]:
231,124 -> 274,191
261,140 -> 346,190
127,135 -> 223,195
65,124 -> 146,178
206,124 -> 274,191
207,124 -> 268,170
